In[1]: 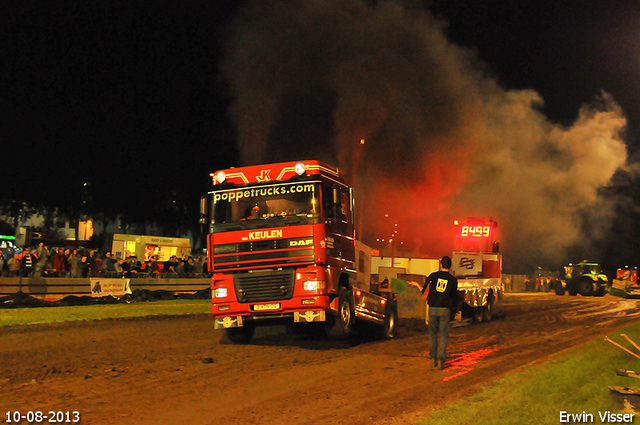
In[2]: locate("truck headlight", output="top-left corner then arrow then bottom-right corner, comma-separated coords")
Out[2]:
303,280 -> 325,291
304,280 -> 318,291
215,288 -> 228,298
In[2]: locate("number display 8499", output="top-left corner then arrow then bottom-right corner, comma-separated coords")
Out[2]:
460,225 -> 491,238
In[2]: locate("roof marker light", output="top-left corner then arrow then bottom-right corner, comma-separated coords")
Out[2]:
295,163 -> 306,175
216,171 -> 226,184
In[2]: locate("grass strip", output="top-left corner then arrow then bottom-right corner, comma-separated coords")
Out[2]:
0,299 -> 211,327
419,322 -> 640,425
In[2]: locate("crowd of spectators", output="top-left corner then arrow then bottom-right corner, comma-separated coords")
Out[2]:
0,242 -> 210,279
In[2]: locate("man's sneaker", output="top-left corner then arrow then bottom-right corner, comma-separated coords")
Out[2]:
431,358 -> 437,367
437,359 -> 444,370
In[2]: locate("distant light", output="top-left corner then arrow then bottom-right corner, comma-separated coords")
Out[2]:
295,163 -> 306,175
454,220 -> 459,225
360,139 -> 365,145
216,171 -> 226,183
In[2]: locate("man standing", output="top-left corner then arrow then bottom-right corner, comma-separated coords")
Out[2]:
410,256 -> 459,370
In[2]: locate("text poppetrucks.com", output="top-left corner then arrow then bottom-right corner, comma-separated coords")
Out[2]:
559,411 -> 635,423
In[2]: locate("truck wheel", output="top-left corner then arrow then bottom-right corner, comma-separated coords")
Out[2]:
472,307 -> 483,323
225,323 -> 255,344
482,296 -> 494,322
326,287 -> 354,339
380,298 -> 398,340
568,285 -> 578,296
555,284 -> 565,295
578,278 -> 594,296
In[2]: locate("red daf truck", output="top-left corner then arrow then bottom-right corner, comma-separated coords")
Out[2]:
200,160 -> 398,343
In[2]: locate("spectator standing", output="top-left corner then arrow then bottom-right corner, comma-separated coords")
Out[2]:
80,252 -> 91,278
34,243 -> 49,277
176,258 -> 185,276
52,248 -> 67,277
121,257 -> 131,277
149,256 -> 161,277
20,248 -> 36,277
114,258 -> 124,275
163,255 -> 178,275
192,257 -> 203,276
104,252 -> 116,275
184,257 -> 194,277
409,256 -> 459,370
68,250 -> 80,278
87,250 -> 97,277
131,256 -> 141,273
0,251 -> 6,277
94,253 -> 103,277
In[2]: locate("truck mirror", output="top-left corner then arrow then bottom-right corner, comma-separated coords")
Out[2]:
333,187 -> 340,204
200,196 -> 209,234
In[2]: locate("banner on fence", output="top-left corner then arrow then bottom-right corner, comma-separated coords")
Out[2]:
90,278 -> 132,297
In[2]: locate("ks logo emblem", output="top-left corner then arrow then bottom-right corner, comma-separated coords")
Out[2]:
256,169 -> 271,182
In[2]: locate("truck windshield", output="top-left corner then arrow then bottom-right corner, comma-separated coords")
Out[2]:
210,181 -> 321,232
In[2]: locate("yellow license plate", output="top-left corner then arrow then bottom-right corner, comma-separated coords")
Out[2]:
253,303 -> 281,311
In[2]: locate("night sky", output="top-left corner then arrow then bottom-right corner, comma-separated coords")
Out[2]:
2,0 -> 639,271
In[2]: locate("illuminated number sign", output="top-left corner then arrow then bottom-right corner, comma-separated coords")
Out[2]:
460,225 -> 492,238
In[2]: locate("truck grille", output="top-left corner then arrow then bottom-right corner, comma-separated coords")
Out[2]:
233,270 -> 295,303
213,237 -> 314,272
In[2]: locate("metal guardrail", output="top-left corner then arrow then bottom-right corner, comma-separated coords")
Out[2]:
0,277 -> 211,301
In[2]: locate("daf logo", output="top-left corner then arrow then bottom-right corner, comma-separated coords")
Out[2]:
290,239 -> 313,247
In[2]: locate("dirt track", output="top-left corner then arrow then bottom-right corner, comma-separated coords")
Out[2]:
3,293 -> 640,425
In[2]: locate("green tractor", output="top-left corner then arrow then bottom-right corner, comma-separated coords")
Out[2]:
553,261 -> 608,296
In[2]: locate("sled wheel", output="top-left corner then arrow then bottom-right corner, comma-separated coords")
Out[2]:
380,298 -> 398,339
472,307 -> 483,324
482,294 -> 494,322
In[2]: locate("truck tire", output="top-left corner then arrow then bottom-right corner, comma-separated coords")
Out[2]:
380,298 -> 398,340
568,284 -> 578,296
326,287 -> 354,339
578,278 -> 594,296
555,284 -> 565,295
225,323 -> 255,344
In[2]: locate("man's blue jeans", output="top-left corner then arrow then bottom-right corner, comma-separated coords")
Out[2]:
428,306 -> 451,361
